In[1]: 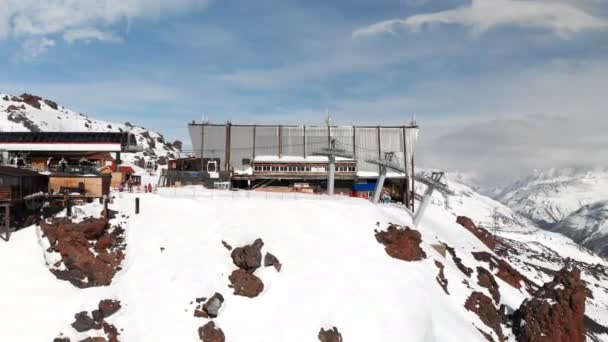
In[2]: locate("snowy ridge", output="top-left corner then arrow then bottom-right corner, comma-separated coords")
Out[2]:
1,178 -> 607,341
491,167 -> 608,227
0,93 -> 181,164
552,200 -> 608,257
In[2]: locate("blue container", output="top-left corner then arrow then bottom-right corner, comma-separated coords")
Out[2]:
353,183 -> 377,192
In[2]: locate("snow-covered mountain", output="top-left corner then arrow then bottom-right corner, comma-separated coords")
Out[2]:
491,168 -> 608,228
1,176 -> 607,341
552,200 -> 608,257
0,93 -> 182,165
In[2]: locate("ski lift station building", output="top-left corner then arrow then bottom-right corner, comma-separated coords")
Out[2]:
186,122 -> 419,201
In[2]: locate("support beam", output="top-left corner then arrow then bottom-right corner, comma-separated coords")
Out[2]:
303,125 -> 307,158
402,126 -> 410,210
225,123 -> 232,172
328,155 -> 336,196
252,125 -> 256,159
200,124 -> 205,171
352,126 -> 357,158
413,184 -> 435,226
278,125 -> 283,158
372,165 -> 388,204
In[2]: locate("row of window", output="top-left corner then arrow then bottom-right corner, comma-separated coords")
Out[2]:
253,165 -> 356,173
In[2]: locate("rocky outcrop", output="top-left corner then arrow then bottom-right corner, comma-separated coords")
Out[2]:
477,267 -> 500,304
375,224 -> 426,261
318,327 -> 343,342
231,238 -> 264,272
229,269 -> 264,298
264,252 -> 282,272
434,260 -> 450,295
93,300 -> 122,321
446,244 -> 473,277
512,268 -> 587,342
19,93 -> 42,109
465,291 -> 506,342
456,216 -> 512,252
41,218 -> 125,288
198,321 -> 225,342
44,99 -> 59,110
472,251 -> 535,293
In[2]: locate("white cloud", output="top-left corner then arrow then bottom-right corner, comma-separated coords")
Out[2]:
0,0 -> 211,54
353,0 -> 608,38
20,37 -> 56,58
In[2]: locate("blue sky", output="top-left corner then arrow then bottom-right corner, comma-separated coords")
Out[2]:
1,0 -> 607,182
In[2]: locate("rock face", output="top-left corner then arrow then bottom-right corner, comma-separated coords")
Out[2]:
477,267 -> 500,304
512,268 -> 588,342
228,269 -> 264,298
456,216 -> 510,253
472,251 -> 535,293
465,292 -> 506,342
375,224 -> 426,261
40,218 -> 125,288
198,321 -> 225,342
318,327 -> 343,342
231,238 -> 264,272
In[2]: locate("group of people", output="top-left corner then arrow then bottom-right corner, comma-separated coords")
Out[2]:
118,179 -> 154,193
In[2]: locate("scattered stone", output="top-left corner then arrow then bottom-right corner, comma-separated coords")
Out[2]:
54,337 -> 71,342
464,292 -> 506,342
318,327 -> 343,342
97,300 -> 121,319
198,321 -> 225,342
472,251 -> 536,293
477,267 -> 500,304
264,252 -> 282,272
512,267 -> 588,342
229,269 -> 264,298
71,312 -> 98,332
375,224 -> 426,261
221,240 -> 232,251
195,297 -> 207,303
434,260 -> 449,295
202,293 -> 224,318
231,238 -> 264,272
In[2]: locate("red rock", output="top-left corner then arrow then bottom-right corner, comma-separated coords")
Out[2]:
472,251 -> 536,293
19,93 -> 42,109
375,224 -> 426,261
98,299 -> 121,319
456,216 -> 511,253
198,321 -> 225,342
513,268 -> 588,342
318,327 -> 343,342
231,238 -> 264,272
228,269 -> 264,298
71,311 -> 99,332
446,244 -> 473,277
477,267 -> 500,304
464,292 -> 506,342
102,322 -> 120,342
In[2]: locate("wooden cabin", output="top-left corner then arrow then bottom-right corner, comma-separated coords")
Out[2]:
48,173 -> 111,197
0,167 -> 48,203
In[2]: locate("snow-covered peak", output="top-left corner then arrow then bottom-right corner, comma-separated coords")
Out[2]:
552,200 -> 608,257
0,93 -> 181,164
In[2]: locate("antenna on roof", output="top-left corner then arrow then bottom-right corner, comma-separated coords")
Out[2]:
325,109 -> 332,127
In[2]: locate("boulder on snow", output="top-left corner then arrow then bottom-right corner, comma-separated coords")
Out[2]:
44,99 -> 59,110
71,312 -> 99,332
19,93 -> 42,109
41,218 -> 125,288
92,299 -> 122,321
375,224 -> 426,261
231,238 -> 264,272
445,244 -> 473,277
229,269 -> 264,298
464,292 -> 506,342
202,293 -> 224,318
198,321 -> 225,342
264,252 -> 282,272
512,267 -> 588,342
318,327 -> 343,342
221,240 -> 232,251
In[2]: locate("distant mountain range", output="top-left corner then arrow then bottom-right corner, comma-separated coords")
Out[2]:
0,92 -> 182,165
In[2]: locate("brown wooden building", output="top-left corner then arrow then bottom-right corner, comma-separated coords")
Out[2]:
0,166 -> 49,203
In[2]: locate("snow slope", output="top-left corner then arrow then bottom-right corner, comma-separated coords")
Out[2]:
0,93 -> 181,165
1,182 -> 608,341
491,168 -> 608,227
552,201 -> 608,257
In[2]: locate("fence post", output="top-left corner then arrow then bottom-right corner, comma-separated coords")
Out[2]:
135,197 -> 140,215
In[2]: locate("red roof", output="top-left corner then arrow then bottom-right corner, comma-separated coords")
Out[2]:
118,166 -> 136,175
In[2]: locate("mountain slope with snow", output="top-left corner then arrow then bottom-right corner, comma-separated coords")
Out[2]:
552,201 -> 608,257
0,93 -> 181,164
491,168 -> 608,227
1,178 -> 607,341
